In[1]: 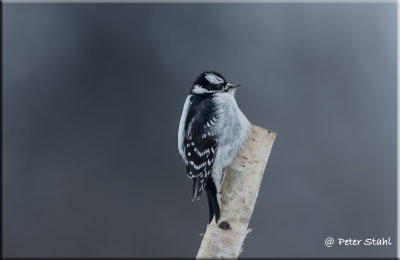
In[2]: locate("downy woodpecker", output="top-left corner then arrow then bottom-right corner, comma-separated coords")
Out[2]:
178,71 -> 251,223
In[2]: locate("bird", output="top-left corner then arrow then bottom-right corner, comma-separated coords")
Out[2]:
178,71 -> 251,224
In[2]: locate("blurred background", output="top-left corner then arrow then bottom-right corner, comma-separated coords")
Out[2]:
3,3 -> 396,258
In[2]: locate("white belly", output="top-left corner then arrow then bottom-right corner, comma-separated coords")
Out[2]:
211,92 -> 251,197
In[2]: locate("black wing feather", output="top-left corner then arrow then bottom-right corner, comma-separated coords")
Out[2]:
183,95 -> 218,200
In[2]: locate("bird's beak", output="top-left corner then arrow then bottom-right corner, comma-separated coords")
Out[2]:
225,83 -> 241,90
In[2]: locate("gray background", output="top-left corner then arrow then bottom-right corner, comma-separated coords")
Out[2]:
3,3 -> 396,258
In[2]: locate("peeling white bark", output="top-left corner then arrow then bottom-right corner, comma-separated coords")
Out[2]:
196,125 -> 277,259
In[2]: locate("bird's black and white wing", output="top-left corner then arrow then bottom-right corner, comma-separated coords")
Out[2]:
178,94 -> 218,201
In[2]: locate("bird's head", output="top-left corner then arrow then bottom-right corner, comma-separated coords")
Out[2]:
190,71 -> 241,95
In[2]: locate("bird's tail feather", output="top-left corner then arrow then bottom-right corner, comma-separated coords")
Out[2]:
205,179 -> 220,223
206,192 -> 214,223
192,178 -> 203,201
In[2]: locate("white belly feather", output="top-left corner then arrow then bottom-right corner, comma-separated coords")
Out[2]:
210,92 -> 251,197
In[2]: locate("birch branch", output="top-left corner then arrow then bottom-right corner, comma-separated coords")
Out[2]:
196,125 -> 277,259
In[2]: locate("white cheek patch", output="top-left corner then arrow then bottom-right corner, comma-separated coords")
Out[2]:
205,73 -> 224,84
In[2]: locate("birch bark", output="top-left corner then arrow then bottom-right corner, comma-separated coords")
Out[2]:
196,125 -> 277,259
